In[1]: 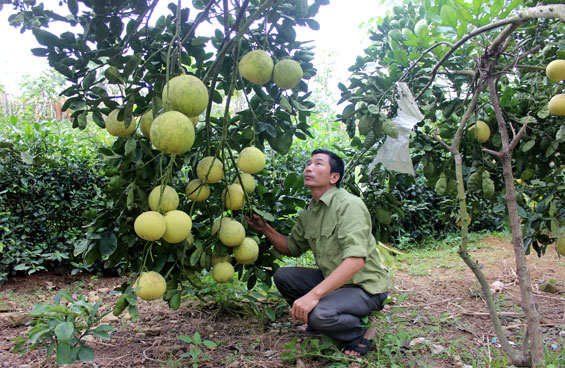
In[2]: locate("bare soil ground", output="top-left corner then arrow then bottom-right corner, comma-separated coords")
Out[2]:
0,235 -> 563,368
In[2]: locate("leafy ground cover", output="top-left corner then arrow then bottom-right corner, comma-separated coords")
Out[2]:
0,233 -> 563,367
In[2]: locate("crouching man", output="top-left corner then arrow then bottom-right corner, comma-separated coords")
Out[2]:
246,149 -> 389,356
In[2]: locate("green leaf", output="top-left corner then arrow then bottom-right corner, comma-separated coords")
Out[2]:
168,293 -> 181,310
179,334 -> 193,343
190,248 -> 203,266
77,112 -> 87,130
203,340 -> 217,348
193,331 -> 201,345
440,5 -> 457,27
56,342 -> 72,365
123,54 -> 142,78
20,151 -> 34,165
306,19 -> 320,30
54,322 -> 74,342
265,308 -> 276,321
124,137 -> 136,156
99,231 -> 117,256
77,345 -> 94,362
32,28 -> 64,48
521,139 -> 535,153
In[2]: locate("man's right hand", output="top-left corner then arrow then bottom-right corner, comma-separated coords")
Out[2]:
245,213 -> 291,256
245,214 -> 268,233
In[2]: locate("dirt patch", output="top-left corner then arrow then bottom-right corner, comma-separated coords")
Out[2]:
0,236 -> 563,367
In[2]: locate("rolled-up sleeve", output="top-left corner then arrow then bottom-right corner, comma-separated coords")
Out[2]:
337,198 -> 372,260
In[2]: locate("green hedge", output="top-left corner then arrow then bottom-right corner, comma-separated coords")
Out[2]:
0,117 -> 106,283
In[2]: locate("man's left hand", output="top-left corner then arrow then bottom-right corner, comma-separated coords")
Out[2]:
291,293 -> 320,324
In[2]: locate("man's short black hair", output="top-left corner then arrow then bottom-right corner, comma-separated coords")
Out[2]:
311,149 -> 344,187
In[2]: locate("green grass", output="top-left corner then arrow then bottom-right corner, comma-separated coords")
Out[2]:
395,231 -> 512,276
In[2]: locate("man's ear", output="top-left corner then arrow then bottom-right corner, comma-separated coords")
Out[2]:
330,173 -> 340,185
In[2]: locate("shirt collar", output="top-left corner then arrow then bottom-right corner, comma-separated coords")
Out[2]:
309,186 -> 339,209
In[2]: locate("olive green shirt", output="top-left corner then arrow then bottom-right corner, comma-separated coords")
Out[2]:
287,186 -> 389,295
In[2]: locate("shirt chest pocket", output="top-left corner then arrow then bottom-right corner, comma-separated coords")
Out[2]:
304,222 -> 339,254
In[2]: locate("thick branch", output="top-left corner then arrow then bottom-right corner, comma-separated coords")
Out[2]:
482,147 -> 501,158
508,120 -> 529,152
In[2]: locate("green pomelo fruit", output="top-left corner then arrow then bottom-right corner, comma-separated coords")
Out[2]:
233,237 -> 259,265
222,184 -> 245,211
148,185 -> 179,212
162,210 -> 192,244
150,111 -> 195,155
273,59 -> 303,90
197,156 -> 224,183
237,147 -> 266,174
549,94 -> 565,116
212,262 -> 234,283
211,217 -> 231,236
219,219 -> 245,247
546,60 -> 565,82
140,110 -> 154,138
239,50 -> 274,85
468,120 -> 490,143
134,211 -> 166,241
105,109 -> 136,137
358,115 -> 373,136
237,173 -> 256,193
134,271 -> 166,301
185,179 -> 210,202
162,74 -> 209,117
212,255 -> 231,267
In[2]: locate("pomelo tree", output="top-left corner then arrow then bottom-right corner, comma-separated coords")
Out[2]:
5,0 -> 326,316
337,0 -> 564,366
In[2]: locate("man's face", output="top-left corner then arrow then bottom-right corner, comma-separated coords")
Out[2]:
303,153 -> 339,189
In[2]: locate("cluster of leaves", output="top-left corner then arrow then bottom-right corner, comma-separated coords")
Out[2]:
336,0 -> 564,253
13,291 -> 114,366
0,116 -> 106,283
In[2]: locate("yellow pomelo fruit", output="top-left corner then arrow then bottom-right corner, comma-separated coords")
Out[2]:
212,262 -> 234,283
273,59 -> 303,90
219,219 -> 245,247
196,156 -> 224,183
236,173 -> 256,193
185,179 -> 210,202
556,234 -> 565,256
140,110 -> 154,138
162,210 -> 192,244
237,147 -> 266,174
233,237 -> 259,265
239,50 -> 274,85
468,120 -> 490,143
150,111 -> 195,155
546,60 -> 565,82
548,94 -> 565,116
134,271 -> 166,301
162,74 -> 209,117
105,109 -> 136,137
211,217 -> 230,235
134,211 -> 166,241
189,116 -> 199,127
222,184 -> 245,210
212,255 -> 232,266
148,185 -> 179,212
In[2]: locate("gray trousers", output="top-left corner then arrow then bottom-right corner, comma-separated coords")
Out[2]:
273,267 -> 387,345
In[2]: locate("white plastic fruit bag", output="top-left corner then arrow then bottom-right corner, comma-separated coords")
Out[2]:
369,82 -> 424,175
